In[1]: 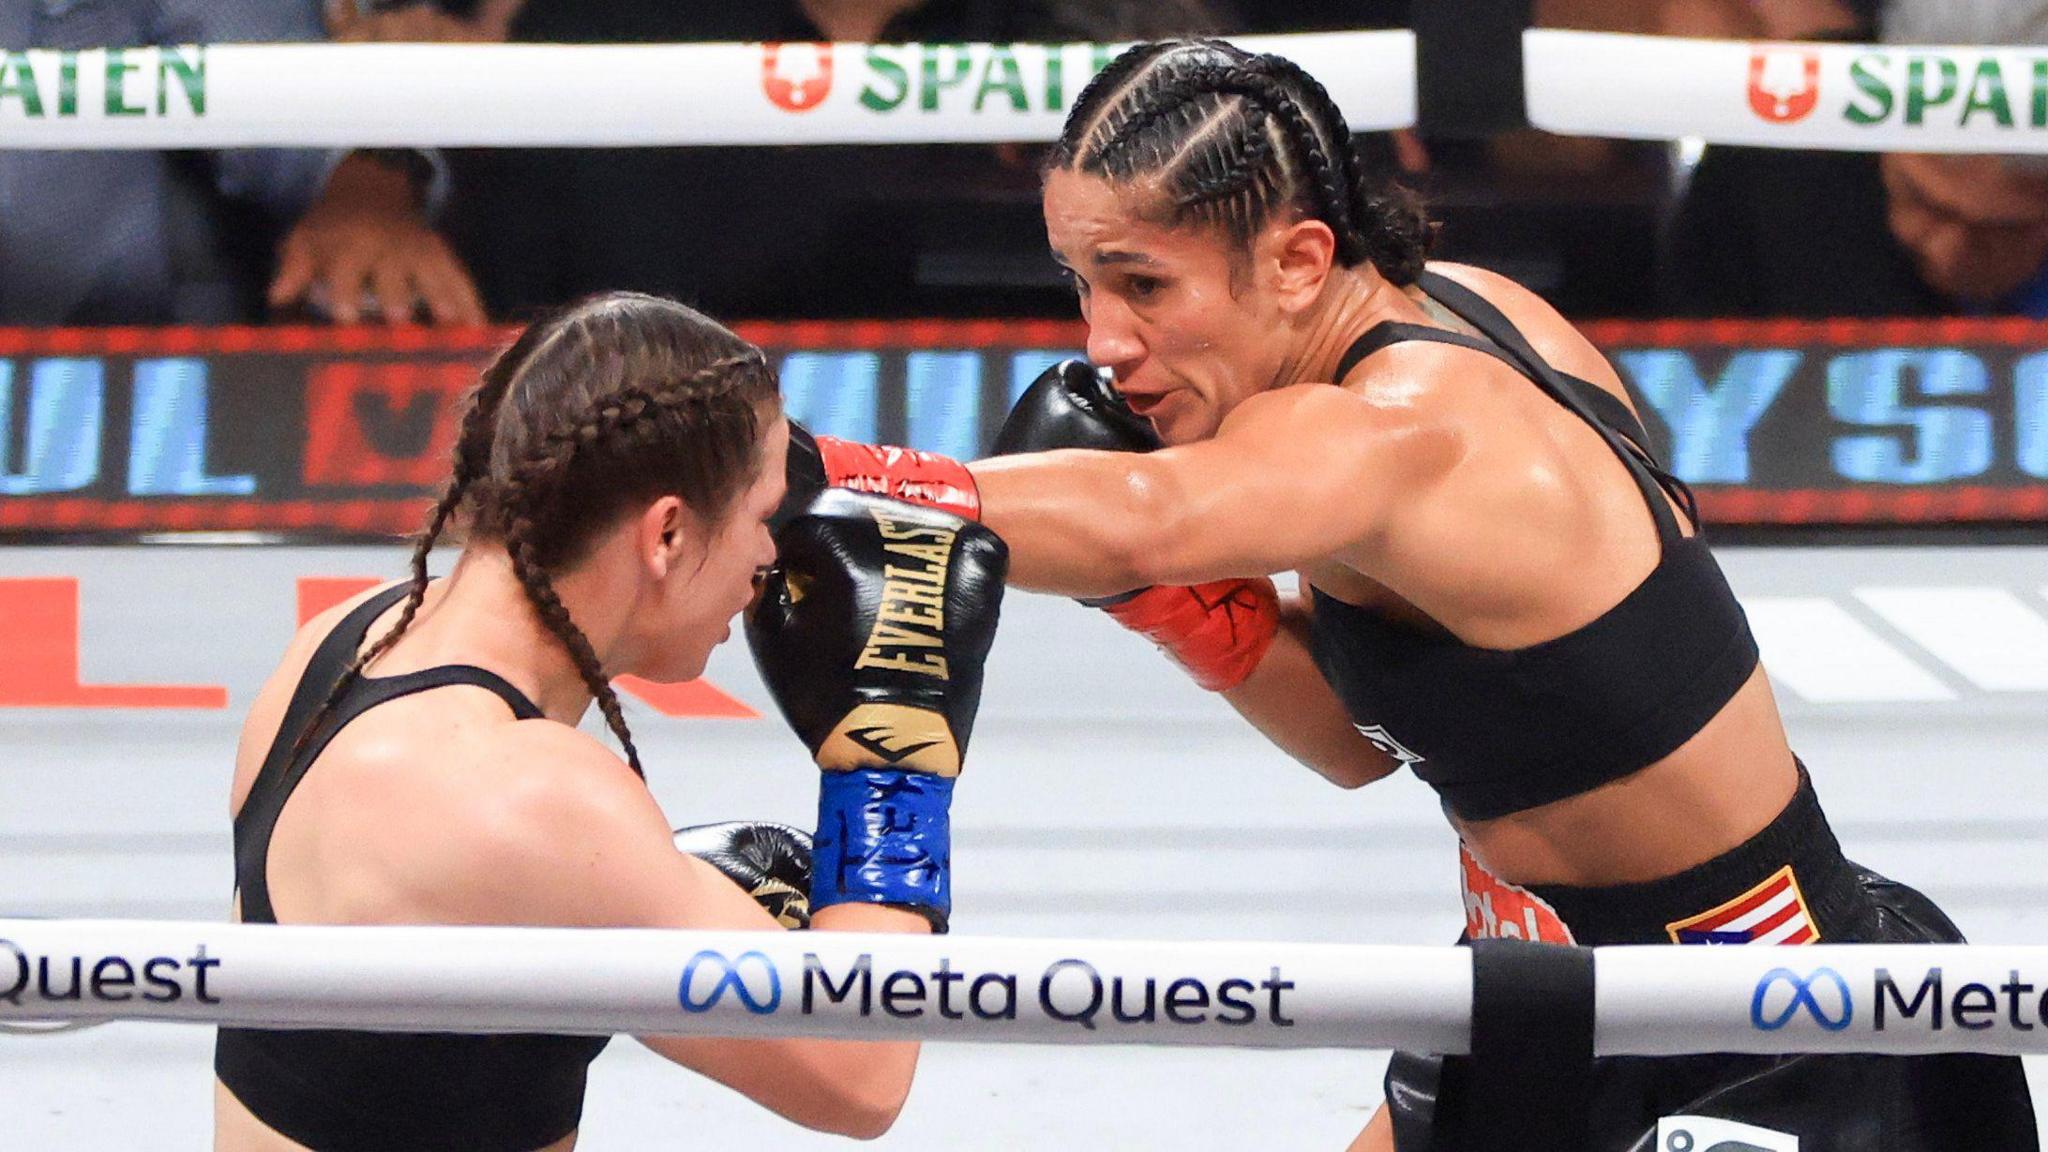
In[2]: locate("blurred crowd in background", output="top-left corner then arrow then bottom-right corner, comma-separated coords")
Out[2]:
4,0 -> 2048,328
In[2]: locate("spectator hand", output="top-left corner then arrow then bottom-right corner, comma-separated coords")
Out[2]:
325,1 -> 517,43
269,152 -> 485,326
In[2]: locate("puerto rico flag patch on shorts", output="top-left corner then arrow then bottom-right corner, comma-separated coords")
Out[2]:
1664,865 -> 1820,945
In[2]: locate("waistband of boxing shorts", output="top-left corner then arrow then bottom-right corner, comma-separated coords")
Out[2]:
1459,760 -> 1870,947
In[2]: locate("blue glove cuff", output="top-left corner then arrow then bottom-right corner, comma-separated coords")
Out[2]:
812,769 -> 954,933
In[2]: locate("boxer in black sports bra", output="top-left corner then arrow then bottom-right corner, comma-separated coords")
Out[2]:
923,37 -> 2037,1152
214,293 -> 1007,1151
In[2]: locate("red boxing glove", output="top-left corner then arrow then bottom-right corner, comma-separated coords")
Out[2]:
1098,577 -> 1280,692
816,435 -> 980,521
781,420 -> 980,524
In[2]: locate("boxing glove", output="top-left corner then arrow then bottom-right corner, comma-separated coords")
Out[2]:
991,359 -> 1159,456
993,360 -> 1279,692
672,821 -> 813,930
747,489 -> 1008,931
777,419 -> 980,528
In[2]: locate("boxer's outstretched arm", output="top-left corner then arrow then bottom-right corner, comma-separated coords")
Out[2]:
970,382 -> 1458,597
1222,591 -> 1400,789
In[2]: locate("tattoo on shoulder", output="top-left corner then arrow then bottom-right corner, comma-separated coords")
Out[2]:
1419,298 -> 1483,339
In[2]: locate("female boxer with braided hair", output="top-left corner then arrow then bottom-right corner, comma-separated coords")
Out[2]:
783,39 -> 2037,1152
214,292 -> 1007,1151
993,39 -> 2040,1152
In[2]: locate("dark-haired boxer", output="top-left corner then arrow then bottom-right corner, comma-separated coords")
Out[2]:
787,38 -> 2038,1152
216,293 -> 1006,1151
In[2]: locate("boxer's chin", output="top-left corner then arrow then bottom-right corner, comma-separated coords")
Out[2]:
638,640 -> 714,686
1150,394 -> 1216,446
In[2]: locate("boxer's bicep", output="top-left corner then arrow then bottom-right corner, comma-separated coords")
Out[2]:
972,384 -> 1455,595
1139,384 -> 1460,584
449,726 -> 922,1138
438,725 -> 770,930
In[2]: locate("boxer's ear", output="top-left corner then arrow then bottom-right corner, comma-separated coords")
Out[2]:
638,496 -> 690,580
1265,217 -> 1339,316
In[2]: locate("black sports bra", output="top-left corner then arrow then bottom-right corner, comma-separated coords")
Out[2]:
1308,271 -> 1760,822
216,583 -> 610,1151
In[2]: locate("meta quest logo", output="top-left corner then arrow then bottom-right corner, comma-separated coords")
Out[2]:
1750,966 -> 1853,1031
677,950 -> 1299,1031
1751,964 -> 2048,1034
679,949 -> 782,1014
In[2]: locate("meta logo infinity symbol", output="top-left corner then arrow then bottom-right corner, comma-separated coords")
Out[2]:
678,950 -> 782,1015
1751,966 -> 1853,1032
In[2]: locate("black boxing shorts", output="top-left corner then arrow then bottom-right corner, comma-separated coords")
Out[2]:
1387,763 -> 2041,1152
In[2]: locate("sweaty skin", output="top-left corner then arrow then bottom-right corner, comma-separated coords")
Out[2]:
970,168 -> 1798,893
217,423 -> 934,1151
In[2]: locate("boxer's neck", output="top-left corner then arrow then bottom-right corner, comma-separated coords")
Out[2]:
1271,265 -> 1400,391
380,544 -> 613,725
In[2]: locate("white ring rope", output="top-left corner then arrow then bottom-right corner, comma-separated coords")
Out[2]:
1528,30 -> 2048,152
0,32 -> 1414,150
4,30 -> 2043,154
0,1019 -> 108,1035
3,920 -> 2047,1056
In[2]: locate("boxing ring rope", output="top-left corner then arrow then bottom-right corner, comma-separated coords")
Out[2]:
4,31 -> 2044,154
1526,30 -> 2048,152
0,32 -> 1414,149
4,920 -> 2048,1057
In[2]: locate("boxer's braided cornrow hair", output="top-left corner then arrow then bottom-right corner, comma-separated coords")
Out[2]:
295,294 -> 778,778
344,320 -> 561,689
1048,39 -> 1432,285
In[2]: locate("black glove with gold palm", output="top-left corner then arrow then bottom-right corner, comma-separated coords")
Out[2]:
672,821 -> 813,929
746,489 -> 1008,932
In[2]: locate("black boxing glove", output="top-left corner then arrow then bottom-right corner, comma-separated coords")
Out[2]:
991,359 -> 1159,456
747,489 -> 1008,931
672,821 -> 814,930
992,360 -> 1280,692
775,420 -> 980,532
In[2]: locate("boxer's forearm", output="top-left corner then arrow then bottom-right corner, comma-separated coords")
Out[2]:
968,449 -> 1174,597
1222,596 -> 1399,790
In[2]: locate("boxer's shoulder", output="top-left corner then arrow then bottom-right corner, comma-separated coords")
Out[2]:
1418,262 -> 1623,393
405,720 -> 676,923
467,718 -> 650,821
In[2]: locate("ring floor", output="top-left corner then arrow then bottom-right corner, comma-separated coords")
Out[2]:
3,544 -> 2045,1148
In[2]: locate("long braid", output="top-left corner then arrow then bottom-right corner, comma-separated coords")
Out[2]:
504,515 -> 639,775
355,352 -> 521,674
286,339 -> 527,764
